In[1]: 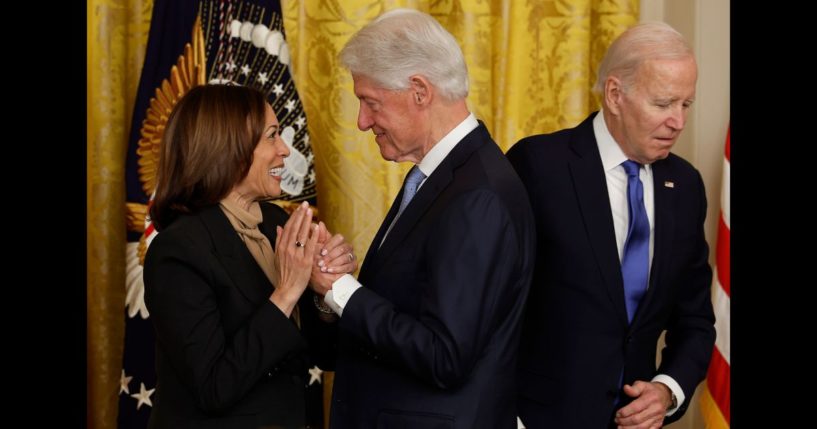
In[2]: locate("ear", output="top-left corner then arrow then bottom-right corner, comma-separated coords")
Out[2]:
604,76 -> 624,116
408,75 -> 432,106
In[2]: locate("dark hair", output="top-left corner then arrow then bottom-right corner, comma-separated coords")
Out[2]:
149,84 -> 268,230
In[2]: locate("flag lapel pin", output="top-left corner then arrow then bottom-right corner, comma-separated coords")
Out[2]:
664,181 -> 675,188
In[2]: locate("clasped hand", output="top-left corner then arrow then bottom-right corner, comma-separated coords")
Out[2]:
271,202 -> 319,316
310,221 -> 357,295
613,381 -> 672,429
273,201 -> 357,300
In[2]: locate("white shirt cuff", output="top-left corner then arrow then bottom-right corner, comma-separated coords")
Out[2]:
323,274 -> 361,317
652,374 -> 685,416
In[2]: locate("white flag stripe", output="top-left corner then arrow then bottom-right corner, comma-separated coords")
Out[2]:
712,266 -> 730,365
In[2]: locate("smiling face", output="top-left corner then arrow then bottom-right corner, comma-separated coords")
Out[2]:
353,74 -> 427,163
234,103 -> 290,200
606,56 -> 697,164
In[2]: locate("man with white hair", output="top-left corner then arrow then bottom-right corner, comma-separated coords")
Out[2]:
317,8 -> 536,429
508,22 -> 716,428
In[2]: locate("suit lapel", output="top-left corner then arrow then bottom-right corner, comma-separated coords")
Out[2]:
358,189 -> 403,281
568,115 -> 629,328
631,160 -> 676,326
199,205 -> 271,304
374,165 -> 453,265
367,123 -> 488,271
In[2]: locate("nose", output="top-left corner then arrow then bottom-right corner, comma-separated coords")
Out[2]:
667,106 -> 687,131
357,105 -> 373,131
277,135 -> 291,158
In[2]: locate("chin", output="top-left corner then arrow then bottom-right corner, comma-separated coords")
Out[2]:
647,153 -> 670,163
379,148 -> 397,162
264,188 -> 282,200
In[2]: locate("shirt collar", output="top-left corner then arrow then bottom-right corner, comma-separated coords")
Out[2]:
593,109 -> 631,173
416,113 -> 478,178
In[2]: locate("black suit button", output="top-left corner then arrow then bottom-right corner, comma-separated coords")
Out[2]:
626,335 -> 633,343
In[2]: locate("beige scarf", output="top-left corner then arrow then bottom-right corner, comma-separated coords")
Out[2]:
219,191 -> 280,285
220,192 -> 300,326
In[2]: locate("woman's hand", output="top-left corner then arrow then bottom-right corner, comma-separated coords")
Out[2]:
269,201 -> 319,317
309,222 -> 358,295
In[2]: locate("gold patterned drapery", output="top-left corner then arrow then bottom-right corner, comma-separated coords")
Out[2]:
281,0 -> 637,295
87,0 -> 153,428
88,1 -> 635,427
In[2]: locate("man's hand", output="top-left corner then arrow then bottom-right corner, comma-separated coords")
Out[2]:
614,380 -> 672,429
308,221 -> 357,295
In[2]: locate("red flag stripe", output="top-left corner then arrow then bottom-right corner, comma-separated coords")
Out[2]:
716,215 -> 730,297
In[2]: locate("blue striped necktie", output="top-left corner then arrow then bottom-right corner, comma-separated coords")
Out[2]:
396,166 -> 426,218
380,166 -> 426,247
620,160 -> 650,323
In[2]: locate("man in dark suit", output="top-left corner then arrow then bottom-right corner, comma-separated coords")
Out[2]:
507,22 -> 716,429
317,8 -> 536,429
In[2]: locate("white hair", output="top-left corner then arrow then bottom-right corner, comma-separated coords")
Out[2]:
340,8 -> 469,101
593,21 -> 694,93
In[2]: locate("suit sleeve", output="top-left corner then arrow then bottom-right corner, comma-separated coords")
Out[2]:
298,289 -> 339,370
143,232 -> 305,414
505,142 -> 529,182
506,141 -> 535,198
340,190 -> 523,389
658,169 -> 717,420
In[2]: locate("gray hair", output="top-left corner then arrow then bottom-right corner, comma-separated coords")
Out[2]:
593,21 -> 693,93
340,8 -> 469,101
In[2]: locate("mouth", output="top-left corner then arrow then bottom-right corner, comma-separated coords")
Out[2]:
268,166 -> 285,177
654,136 -> 677,146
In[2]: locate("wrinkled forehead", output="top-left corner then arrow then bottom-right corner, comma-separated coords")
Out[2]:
632,57 -> 697,92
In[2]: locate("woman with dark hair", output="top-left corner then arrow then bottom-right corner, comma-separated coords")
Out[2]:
144,84 -> 353,428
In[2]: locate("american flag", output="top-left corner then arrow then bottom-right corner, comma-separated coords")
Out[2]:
119,1 -> 320,427
700,125 -> 730,428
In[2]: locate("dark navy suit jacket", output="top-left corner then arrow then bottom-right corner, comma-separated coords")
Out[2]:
329,122 -> 536,429
507,112 -> 716,428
